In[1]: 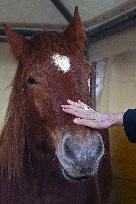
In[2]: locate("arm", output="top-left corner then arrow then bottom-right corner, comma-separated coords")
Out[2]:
123,109 -> 136,143
108,112 -> 124,126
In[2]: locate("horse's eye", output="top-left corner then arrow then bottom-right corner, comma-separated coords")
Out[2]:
27,77 -> 37,85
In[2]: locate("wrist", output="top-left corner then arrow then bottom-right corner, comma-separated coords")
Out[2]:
109,112 -> 124,127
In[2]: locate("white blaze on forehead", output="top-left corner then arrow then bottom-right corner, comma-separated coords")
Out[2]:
52,54 -> 71,73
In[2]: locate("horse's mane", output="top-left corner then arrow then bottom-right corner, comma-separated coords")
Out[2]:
0,71 -> 27,182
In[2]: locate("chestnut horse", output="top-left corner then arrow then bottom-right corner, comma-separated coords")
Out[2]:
0,7 -> 112,204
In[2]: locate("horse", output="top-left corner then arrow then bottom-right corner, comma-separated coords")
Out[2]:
0,7 -> 112,204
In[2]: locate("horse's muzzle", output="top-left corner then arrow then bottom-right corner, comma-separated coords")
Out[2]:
56,132 -> 104,182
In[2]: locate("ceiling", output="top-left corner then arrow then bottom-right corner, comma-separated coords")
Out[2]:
61,0 -> 127,22
0,0 -> 135,27
0,0 -> 67,25
0,0 -> 136,43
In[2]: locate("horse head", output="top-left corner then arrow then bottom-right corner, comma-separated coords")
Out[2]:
4,7 -> 104,182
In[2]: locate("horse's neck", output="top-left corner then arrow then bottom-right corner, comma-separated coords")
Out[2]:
0,119 -> 90,204
23,119 -> 51,176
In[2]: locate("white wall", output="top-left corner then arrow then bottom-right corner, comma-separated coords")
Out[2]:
89,26 -> 136,61
0,43 -> 16,128
88,26 -> 136,204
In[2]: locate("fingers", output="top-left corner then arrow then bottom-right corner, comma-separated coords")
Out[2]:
61,100 -> 82,114
77,100 -> 86,107
78,100 -> 95,112
61,103 -> 80,116
62,106 -> 78,116
63,99 -> 90,110
61,99 -> 96,119
61,104 -> 73,109
66,99 -> 82,108
73,118 -> 96,128
73,117 -> 111,129
62,106 -> 86,118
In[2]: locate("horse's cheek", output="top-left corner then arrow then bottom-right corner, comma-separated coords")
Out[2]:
34,98 -> 45,118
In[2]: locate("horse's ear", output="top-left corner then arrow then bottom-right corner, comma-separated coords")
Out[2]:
64,6 -> 86,48
4,25 -> 31,60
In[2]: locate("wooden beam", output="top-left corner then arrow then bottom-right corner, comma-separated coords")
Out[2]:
84,0 -> 136,28
50,0 -> 72,22
0,23 -> 66,42
86,6 -> 136,43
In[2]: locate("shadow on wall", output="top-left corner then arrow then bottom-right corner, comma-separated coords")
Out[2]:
96,60 -> 106,102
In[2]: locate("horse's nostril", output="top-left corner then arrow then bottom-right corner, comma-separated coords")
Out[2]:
64,138 -> 76,161
65,144 -> 73,157
90,136 -> 104,158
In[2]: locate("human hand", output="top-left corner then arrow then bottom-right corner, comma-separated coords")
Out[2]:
61,99 -> 118,129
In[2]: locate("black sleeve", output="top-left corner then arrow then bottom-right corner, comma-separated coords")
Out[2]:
123,109 -> 136,143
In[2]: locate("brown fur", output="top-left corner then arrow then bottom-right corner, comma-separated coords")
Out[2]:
0,8 -> 112,204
